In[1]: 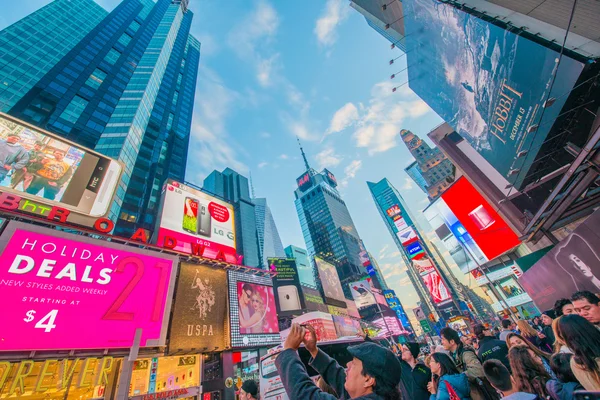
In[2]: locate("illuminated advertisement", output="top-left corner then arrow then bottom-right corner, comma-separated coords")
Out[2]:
349,280 -> 376,309
168,264 -> 228,353
129,356 -> 201,398
324,168 -> 338,187
315,257 -> 346,307
386,205 -> 401,218
405,241 -> 425,259
383,289 -> 413,332
520,209 -> 600,311
0,113 -> 121,217
373,316 -> 408,337
156,179 -> 237,262
260,346 -> 289,400
279,312 -> 338,343
422,270 -> 451,304
403,0 -> 585,189
441,177 -> 521,259
396,226 -> 417,245
296,172 -> 312,191
228,271 -> 280,348
332,315 -> 361,338
0,222 -> 177,351
394,217 -> 408,232
268,258 -> 306,316
359,250 -> 370,266
412,257 -> 435,276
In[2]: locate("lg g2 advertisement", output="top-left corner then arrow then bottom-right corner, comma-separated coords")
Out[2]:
156,179 -> 237,261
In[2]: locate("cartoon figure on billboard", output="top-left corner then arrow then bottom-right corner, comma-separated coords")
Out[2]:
555,233 -> 600,292
191,269 -> 216,320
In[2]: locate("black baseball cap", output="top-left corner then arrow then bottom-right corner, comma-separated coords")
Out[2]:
240,380 -> 258,396
348,342 -> 402,385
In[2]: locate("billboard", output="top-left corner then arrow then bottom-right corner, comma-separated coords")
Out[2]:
359,250 -> 370,266
405,241 -> 425,259
403,0 -> 585,189
412,257 -> 435,276
383,289 -> 413,332
349,280 -> 377,309
228,271 -> 280,348
268,258 -> 306,316
519,209 -> 600,311
279,312 -> 338,343
156,180 -> 237,262
0,113 -> 121,217
386,205 -> 401,218
0,222 -> 177,351
441,177 -> 521,260
394,217 -> 408,232
296,172 -> 312,191
324,169 -> 337,187
332,315 -> 361,338
396,226 -> 417,245
315,257 -> 346,307
422,270 -> 452,304
168,263 -> 228,353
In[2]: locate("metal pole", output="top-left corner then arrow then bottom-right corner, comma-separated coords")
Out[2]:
116,328 -> 143,399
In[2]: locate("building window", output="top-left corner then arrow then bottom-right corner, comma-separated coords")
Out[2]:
104,48 -> 121,65
86,69 -> 107,89
60,96 -> 89,124
118,33 -> 132,48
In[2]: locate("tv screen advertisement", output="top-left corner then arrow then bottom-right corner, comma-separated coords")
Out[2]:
403,0 -> 585,189
332,315 -> 361,338
386,205 -> 401,218
156,179 -> 237,262
519,209 -> 600,311
0,113 -> 121,217
422,270 -> 452,304
314,257 -> 346,308
168,263 -> 228,353
349,280 -> 376,309
296,172 -> 312,191
405,241 -> 425,259
268,258 -> 306,316
412,257 -> 435,276
441,177 -> 521,260
394,217 -> 408,233
359,250 -> 370,266
279,312 -> 338,343
323,169 -> 337,187
0,221 -> 177,351
228,271 -> 280,348
396,226 -> 418,245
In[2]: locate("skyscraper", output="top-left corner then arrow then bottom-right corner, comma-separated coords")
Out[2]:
203,168 -> 260,268
405,161 -> 428,195
254,197 -> 285,269
367,251 -> 389,291
294,143 -> 367,297
285,245 -> 317,289
368,178 -> 463,321
401,130 -> 455,201
0,0 -> 200,236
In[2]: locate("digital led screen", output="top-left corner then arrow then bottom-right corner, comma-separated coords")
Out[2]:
396,226 -> 418,245
315,257 -> 346,307
268,258 -> 306,316
349,280 -> 376,309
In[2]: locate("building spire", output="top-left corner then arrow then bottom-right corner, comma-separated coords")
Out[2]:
249,171 -> 256,199
297,136 -> 311,171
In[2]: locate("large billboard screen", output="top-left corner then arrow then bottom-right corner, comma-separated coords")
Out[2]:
228,271 -> 280,348
403,0 -> 585,189
268,258 -> 306,316
0,222 -> 177,351
0,113 -> 121,217
168,263 -> 228,353
315,257 -> 346,307
520,209 -> 600,311
422,270 -> 452,304
396,226 -> 417,245
156,180 -> 237,262
349,280 -> 376,309
441,177 -> 520,260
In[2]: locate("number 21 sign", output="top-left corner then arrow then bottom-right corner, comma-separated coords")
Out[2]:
0,222 -> 178,351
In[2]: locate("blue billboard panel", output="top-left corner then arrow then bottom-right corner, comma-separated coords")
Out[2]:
403,0 -> 585,189
383,289 -> 413,333
405,241 -> 425,258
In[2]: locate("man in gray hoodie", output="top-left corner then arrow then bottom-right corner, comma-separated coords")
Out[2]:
483,359 -> 540,399
0,134 -> 29,184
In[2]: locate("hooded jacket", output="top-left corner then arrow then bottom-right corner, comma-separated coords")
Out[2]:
430,373 -> 471,400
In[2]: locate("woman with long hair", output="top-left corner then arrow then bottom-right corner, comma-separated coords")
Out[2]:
239,293 -> 266,333
508,346 -> 551,398
427,352 -> 471,400
558,314 -> 600,390
506,333 -> 556,379
515,319 -> 548,351
551,317 -> 571,354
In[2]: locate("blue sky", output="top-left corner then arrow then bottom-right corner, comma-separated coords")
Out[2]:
1,0 -> 478,315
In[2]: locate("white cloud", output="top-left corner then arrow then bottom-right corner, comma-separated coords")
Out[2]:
325,102 -> 359,138
338,159 -> 363,188
284,118 -> 318,141
256,54 -> 279,87
314,0 -> 350,47
258,162 -> 269,169
402,177 -> 414,190
278,154 -> 289,160
315,148 -> 343,169
194,33 -> 219,57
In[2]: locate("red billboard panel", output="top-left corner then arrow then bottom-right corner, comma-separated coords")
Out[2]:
441,177 -> 520,259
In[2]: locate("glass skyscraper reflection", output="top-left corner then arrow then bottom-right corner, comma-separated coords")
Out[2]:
0,0 -> 200,236
254,197 -> 285,269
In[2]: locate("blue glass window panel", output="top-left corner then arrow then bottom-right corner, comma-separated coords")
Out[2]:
59,96 -> 88,123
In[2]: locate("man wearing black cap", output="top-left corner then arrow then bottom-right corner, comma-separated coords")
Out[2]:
275,323 -> 402,399
474,324 -> 510,372
399,342 -> 431,400
238,380 -> 258,400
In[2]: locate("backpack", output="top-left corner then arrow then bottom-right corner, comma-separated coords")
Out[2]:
444,380 -> 461,400
456,347 -> 499,400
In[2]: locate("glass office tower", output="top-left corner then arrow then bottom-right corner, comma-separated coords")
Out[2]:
203,168 -> 261,268
0,0 -> 200,236
254,197 -> 286,269
285,245 -> 317,289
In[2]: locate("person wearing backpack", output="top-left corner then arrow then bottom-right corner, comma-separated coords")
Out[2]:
440,327 -> 499,400
427,352 -> 471,400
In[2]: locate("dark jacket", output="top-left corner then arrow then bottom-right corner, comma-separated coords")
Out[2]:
400,360 -> 431,400
452,345 -> 484,379
431,373 -> 471,400
476,336 -> 511,372
540,325 -> 555,352
275,348 -> 384,400
546,380 -> 584,400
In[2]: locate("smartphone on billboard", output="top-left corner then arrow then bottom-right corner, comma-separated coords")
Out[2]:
198,203 -> 212,237
182,197 -> 199,234
277,286 -> 301,311
0,113 -> 122,217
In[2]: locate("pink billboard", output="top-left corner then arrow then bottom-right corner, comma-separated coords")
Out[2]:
0,222 -> 177,351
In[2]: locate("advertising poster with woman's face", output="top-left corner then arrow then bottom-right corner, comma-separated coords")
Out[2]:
236,281 -> 279,335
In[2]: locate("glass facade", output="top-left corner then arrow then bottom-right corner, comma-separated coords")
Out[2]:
368,252 -> 390,291
203,168 -> 261,268
405,161 -> 429,195
294,169 -> 367,298
254,197 -> 285,269
285,245 -> 318,289
1,0 -> 200,236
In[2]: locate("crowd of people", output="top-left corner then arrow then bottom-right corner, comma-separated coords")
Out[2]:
269,290 -> 600,399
